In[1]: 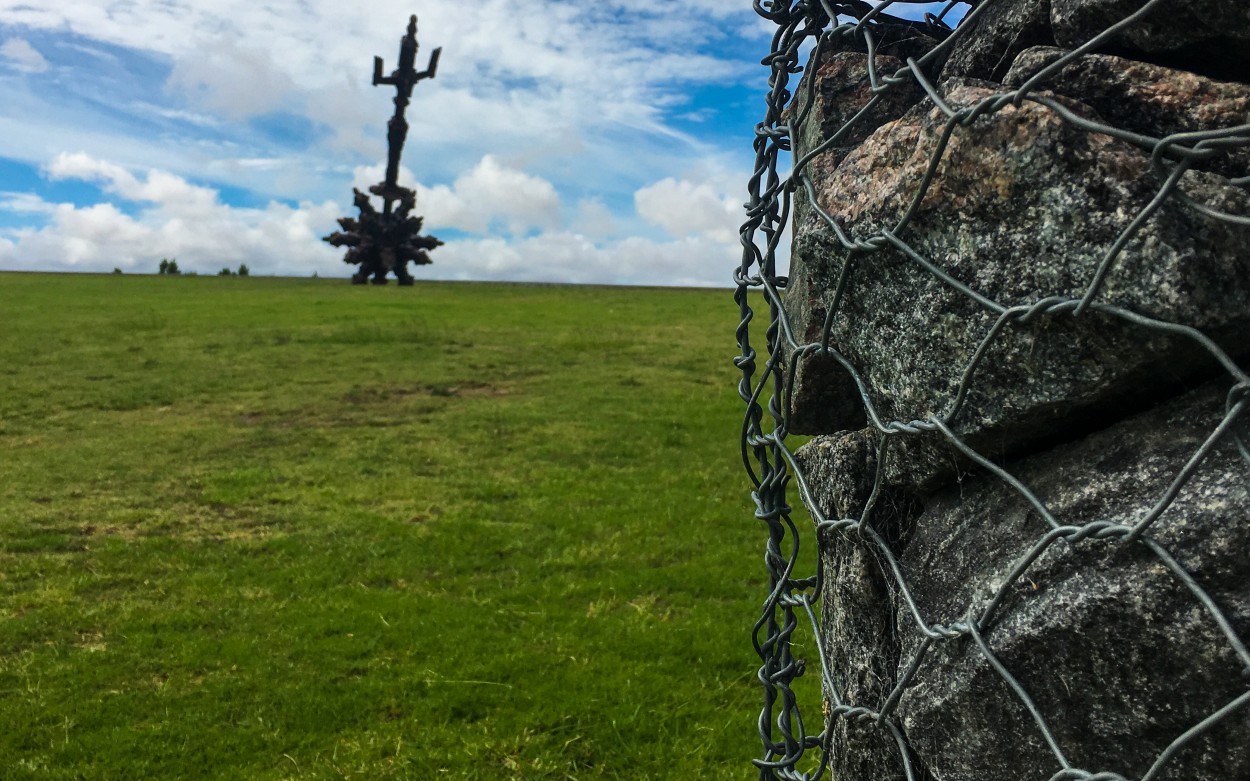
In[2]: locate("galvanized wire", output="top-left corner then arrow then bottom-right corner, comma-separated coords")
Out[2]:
736,1 -> 1250,779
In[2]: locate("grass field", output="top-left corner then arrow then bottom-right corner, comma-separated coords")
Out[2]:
0,272 -> 786,779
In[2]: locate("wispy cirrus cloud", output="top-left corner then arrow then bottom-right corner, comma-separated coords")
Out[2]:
1,36 -> 48,73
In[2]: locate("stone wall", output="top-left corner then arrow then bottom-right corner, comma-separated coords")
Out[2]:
784,2 -> 1250,779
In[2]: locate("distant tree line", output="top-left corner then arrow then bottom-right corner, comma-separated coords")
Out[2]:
157,258 -> 250,277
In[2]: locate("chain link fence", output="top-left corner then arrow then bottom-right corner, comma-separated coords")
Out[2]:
735,1 -> 1250,779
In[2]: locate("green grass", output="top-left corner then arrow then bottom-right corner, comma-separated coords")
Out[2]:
0,272 -> 785,779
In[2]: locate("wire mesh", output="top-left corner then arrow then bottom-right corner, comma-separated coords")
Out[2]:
735,1 -> 1250,779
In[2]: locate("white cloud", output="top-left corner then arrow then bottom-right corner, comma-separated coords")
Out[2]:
1,37 -> 49,73
352,155 -> 562,236
430,231 -> 737,288
2,153 -> 342,276
423,155 -> 561,236
165,34 -> 298,118
0,191 -> 57,214
0,1 -> 771,286
58,41 -> 123,66
0,153 -> 738,286
574,198 -> 619,239
45,152 -> 219,213
127,100 -> 223,129
1,193 -> 344,276
0,1 -> 763,175
635,177 -> 740,238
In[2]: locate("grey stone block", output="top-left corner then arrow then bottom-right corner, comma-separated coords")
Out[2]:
786,81 -> 1250,487
1050,0 -> 1250,81
797,381 -> 1250,781
1004,46 -> 1250,180
941,0 -> 1054,82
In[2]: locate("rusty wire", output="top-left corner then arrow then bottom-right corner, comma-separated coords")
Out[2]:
736,1 -> 1250,779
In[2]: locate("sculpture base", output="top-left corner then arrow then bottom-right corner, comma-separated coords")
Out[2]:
324,184 -> 442,287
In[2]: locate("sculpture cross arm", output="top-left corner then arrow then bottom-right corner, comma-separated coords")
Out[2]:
371,15 -> 439,89
418,47 -> 440,81
372,48 -> 440,87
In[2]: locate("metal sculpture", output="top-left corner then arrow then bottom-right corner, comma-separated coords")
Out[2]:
324,15 -> 443,285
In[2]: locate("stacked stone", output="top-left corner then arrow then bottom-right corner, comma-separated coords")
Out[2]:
785,2 -> 1250,779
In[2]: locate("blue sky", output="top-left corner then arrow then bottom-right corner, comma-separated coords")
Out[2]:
0,1 -> 782,285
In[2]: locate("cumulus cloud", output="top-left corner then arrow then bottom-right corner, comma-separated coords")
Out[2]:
429,231 -> 738,288
574,198 -> 618,240
635,176 -> 741,238
0,194 -> 344,275
0,153 -> 739,286
1,37 -> 49,73
353,155 -> 562,236
45,152 -> 219,213
1,153 -> 341,275
419,156 -> 561,236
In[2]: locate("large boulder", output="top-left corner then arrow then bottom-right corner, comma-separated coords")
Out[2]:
786,81 -> 1250,488
783,8 -> 1250,781
799,429 -> 917,781
789,48 -> 927,194
787,22 -> 940,204
1050,0 -> 1250,81
941,0 -> 1054,82
895,380 -> 1250,781
935,0 -> 1250,85
785,43 -> 927,436
798,380 -> 1250,781
1004,47 -> 1250,180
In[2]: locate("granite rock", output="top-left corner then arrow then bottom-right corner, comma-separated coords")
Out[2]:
790,48 -> 926,195
1050,0 -> 1250,82
941,0 -> 1054,82
785,45 -> 926,435
799,430 -> 920,781
1004,46 -> 1250,180
786,82 -> 1250,486
797,381 -> 1250,781
895,381 -> 1250,781
785,10 -> 1250,781
788,23 -> 939,217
